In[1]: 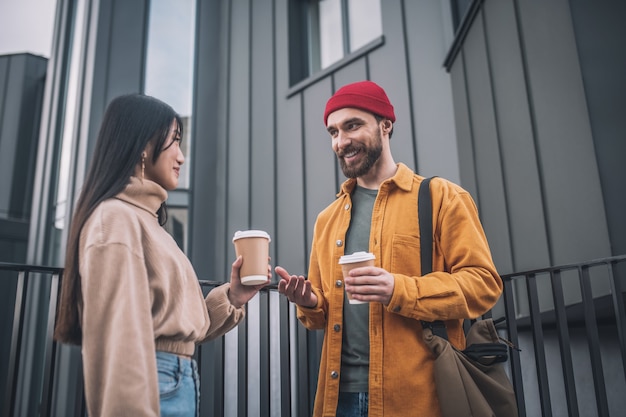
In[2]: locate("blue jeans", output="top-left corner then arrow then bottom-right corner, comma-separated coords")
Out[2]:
157,351 -> 199,417
336,392 -> 368,417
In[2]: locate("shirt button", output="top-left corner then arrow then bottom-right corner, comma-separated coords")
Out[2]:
335,280 -> 343,287
336,240 -> 343,247
344,204 -> 350,210
334,324 -> 341,332
331,371 -> 339,379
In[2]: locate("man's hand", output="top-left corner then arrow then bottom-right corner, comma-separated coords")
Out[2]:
275,266 -> 317,308
344,266 -> 395,305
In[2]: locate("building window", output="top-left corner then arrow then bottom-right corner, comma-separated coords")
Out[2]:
145,0 -> 196,252
290,0 -> 383,85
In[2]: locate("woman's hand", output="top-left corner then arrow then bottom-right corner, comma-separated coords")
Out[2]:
228,256 -> 270,308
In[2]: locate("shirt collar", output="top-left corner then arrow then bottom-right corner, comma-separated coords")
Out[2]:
337,163 -> 414,197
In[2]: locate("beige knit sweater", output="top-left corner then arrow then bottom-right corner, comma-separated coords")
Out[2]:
78,177 -> 244,416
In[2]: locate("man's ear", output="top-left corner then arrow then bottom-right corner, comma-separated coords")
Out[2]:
382,119 -> 393,133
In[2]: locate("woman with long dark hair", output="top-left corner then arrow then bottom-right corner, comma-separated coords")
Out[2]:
54,93 -> 269,416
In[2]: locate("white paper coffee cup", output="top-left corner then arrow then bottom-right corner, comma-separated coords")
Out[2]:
339,251 -> 376,304
232,230 -> 271,285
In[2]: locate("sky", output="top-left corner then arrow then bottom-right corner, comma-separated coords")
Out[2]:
0,0 -> 58,57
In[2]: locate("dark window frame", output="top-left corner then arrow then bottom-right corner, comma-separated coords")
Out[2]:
288,0 -> 382,87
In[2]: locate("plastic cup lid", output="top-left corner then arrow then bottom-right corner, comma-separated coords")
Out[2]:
339,251 -> 375,264
232,230 -> 271,242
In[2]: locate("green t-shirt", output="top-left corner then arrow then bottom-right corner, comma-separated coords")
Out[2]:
340,185 -> 377,392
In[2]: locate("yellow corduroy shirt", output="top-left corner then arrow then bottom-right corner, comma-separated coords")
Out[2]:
297,163 -> 503,417
78,177 -> 245,416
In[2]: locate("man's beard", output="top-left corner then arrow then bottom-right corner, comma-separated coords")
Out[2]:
338,130 -> 383,178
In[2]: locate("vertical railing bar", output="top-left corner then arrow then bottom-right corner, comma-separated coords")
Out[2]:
277,293 -> 292,416
608,260 -> 626,382
502,276 -> 526,417
238,309 -> 248,417
579,266 -> 610,417
288,302 -> 299,417
259,291 -> 270,416
4,270 -> 29,417
526,273 -> 553,417
74,359 -> 86,417
197,281 -> 225,417
297,323 -> 311,416
549,270 -> 579,416
39,271 -> 60,417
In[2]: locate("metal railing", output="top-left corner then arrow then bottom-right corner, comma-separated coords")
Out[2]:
0,263 -> 62,417
1,255 -> 625,416
498,255 -> 626,417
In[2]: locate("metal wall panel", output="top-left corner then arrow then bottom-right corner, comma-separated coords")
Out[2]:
369,0 -> 416,173
85,0 -> 148,162
190,0 -> 222,278
516,0 -> 610,265
569,0 -> 626,256
250,0 -> 276,238
482,0 -> 549,272
0,55 -> 46,221
448,0 -> 612,273
461,11 -> 512,274
226,0 -> 252,254
274,93 -> 307,272
0,57 -> 15,216
404,0 -> 461,183
302,79 -> 336,260
450,52 -> 478,197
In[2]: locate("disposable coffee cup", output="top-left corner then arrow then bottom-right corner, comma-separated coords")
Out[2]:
339,251 -> 376,304
232,230 -> 271,285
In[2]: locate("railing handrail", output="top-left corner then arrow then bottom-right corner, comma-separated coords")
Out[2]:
500,254 -> 626,279
0,262 -> 64,274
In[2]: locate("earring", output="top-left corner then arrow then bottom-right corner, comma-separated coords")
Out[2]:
141,153 -> 146,181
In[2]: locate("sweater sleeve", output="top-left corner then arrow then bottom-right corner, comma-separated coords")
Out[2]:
80,241 -> 160,417
201,283 -> 246,341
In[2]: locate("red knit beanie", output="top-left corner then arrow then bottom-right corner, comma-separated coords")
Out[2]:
323,80 -> 395,125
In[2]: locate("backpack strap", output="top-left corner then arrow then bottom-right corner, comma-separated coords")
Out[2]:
418,177 -> 448,340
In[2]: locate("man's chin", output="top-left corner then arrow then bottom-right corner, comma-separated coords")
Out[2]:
340,165 -> 362,179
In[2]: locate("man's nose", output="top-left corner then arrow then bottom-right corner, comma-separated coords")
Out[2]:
336,130 -> 351,149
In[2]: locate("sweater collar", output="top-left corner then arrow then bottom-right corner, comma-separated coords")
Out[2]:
337,163 -> 414,196
115,176 -> 168,218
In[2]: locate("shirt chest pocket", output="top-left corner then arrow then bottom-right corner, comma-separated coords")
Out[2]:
390,234 -> 422,277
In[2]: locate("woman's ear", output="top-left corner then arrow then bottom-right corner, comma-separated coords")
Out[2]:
142,141 -> 155,160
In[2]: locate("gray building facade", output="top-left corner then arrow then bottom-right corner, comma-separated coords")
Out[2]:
2,0 -> 625,415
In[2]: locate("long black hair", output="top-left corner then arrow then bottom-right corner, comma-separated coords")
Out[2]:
54,93 -> 183,345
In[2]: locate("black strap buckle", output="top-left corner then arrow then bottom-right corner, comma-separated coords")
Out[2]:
421,320 -> 449,340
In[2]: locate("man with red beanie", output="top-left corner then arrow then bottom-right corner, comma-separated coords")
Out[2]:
276,80 -> 502,417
